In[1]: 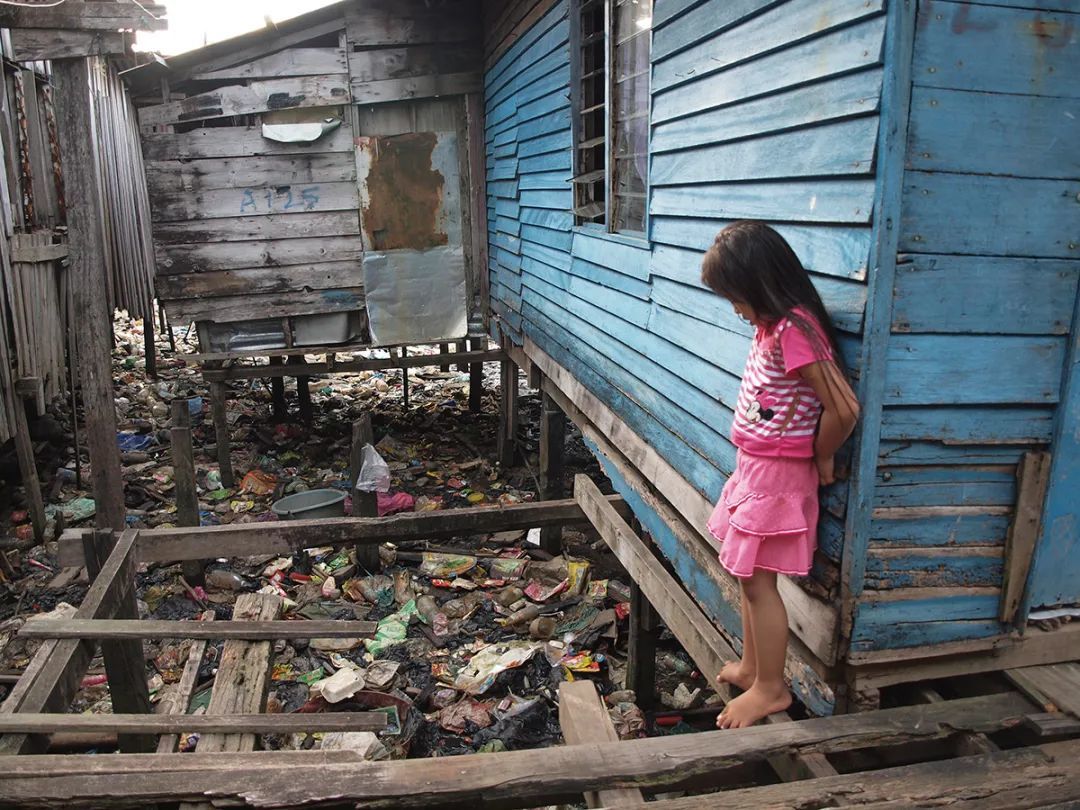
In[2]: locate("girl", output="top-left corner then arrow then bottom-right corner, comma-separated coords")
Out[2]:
701,221 -> 859,729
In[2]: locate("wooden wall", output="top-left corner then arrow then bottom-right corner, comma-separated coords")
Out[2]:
484,0 -> 887,675
850,0 -> 1080,651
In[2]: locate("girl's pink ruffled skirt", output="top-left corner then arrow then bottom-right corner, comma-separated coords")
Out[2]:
707,450 -> 818,578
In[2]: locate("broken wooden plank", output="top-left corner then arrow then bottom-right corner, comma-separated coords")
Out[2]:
58,495 -> 630,567
0,712 -> 387,735
1006,663 -> 1080,718
9,243 -> 68,264
157,610 -> 214,754
1022,712 -> 1080,738
638,740 -> 1080,810
196,593 -> 281,753
1000,451 -> 1052,622
558,681 -> 644,807
10,29 -> 128,60
0,529 -> 139,755
21,620 -> 377,641
165,287 -> 365,326
191,48 -> 347,82
141,124 -> 353,161
0,693 -> 1041,807
139,76 -> 351,128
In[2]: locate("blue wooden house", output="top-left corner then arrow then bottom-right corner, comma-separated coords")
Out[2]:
482,0 -> 1080,712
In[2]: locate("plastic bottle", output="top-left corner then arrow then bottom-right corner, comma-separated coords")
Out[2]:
205,569 -> 245,591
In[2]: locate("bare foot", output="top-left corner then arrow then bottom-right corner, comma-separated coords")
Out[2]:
716,661 -> 755,692
716,682 -> 792,729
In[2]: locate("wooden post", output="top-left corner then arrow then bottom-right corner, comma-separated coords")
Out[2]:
143,312 -> 157,380
539,389 -> 565,556
82,530 -> 154,753
12,394 -> 45,543
497,355 -> 518,467
350,414 -> 380,572
400,347 -> 410,411
171,400 -> 204,587
288,356 -> 313,424
208,379 -> 234,488
626,524 -> 660,709
468,338 -> 483,413
160,302 -> 176,353
52,57 -> 125,531
439,342 -> 450,372
268,356 -> 287,421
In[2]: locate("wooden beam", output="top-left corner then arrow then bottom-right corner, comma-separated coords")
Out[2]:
0,3 -> 167,31
10,29 -> 126,61
58,496 -> 630,567
625,533 -> 660,709
639,741 -> 1080,810
139,76 -> 351,128
0,713 -> 387,735
53,58 -> 126,532
1000,451 -> 1052,622
208,380 -> 234,489
558,681 -> 644,807
171,399 -> 204,586
538,389 -> 566,555
11,394 -> 45,543
196,593 -> 281,753
351,414 -> 380,572
157,610 -> 214,754
0,528 -> 139,755
498,354 -> 519,467
20,620 -> 377,641
853,621 -> 1080,690
468,338 -> 485,413
200,349 -> 505,381
83,530 -> 154,753
0,693 -> 1041,807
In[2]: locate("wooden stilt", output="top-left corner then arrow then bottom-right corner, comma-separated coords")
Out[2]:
12,393 -> 46,543
82,530 -> 154,754
208,380 -> 234,488
350,414 -> 380,573
170,400 -> 204,587
53,57 -> 125,531
455,340 -> 469,373
288,356 -> 313,424
439,342 -> 450,372
160,304 -> 176,353
538,389 -> 565,556
400,347 -> 409,411
468,338 -> 483,414
626,525 -> 660,709
143,313 -> 157,380
497,355 -> 518,468
268,357 -> 286,421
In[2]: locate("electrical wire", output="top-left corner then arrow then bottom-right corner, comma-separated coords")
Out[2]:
0,0 -> 68,7
127,0 -> 164,21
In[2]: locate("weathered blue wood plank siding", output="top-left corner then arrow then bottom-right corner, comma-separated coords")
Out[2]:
852,0 -> 1080,649
484,0 -> 887,660
484,0 -> 1079,663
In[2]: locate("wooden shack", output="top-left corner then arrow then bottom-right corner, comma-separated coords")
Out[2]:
481,0 -> 1080,712
126,0 -> 489,355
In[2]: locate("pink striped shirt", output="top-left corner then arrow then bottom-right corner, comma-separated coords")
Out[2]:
731,311 -> 833,458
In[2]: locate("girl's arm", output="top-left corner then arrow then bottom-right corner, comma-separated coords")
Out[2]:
799,360 -> 860,485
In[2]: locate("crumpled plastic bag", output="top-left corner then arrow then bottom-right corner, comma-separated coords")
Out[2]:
356,444 -> 391,493
453,642 -> 543,695
364,599 -> 418,656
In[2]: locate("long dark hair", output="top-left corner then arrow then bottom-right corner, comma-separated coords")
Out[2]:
700,220 -> 845,373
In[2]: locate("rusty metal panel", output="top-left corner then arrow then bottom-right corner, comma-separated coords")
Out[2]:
356,130 -> 463,250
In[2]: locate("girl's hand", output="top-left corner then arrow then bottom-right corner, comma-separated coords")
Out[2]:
816,455 -> 836,486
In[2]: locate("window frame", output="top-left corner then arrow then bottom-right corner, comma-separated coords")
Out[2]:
570,0 -> 651,237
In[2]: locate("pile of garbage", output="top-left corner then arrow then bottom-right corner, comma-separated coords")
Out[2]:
0,315 -> 720,759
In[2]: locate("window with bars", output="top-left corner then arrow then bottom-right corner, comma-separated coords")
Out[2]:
571,0 -> 652,235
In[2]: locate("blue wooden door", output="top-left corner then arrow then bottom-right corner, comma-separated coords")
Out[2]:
1027,301 -> 1080,610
